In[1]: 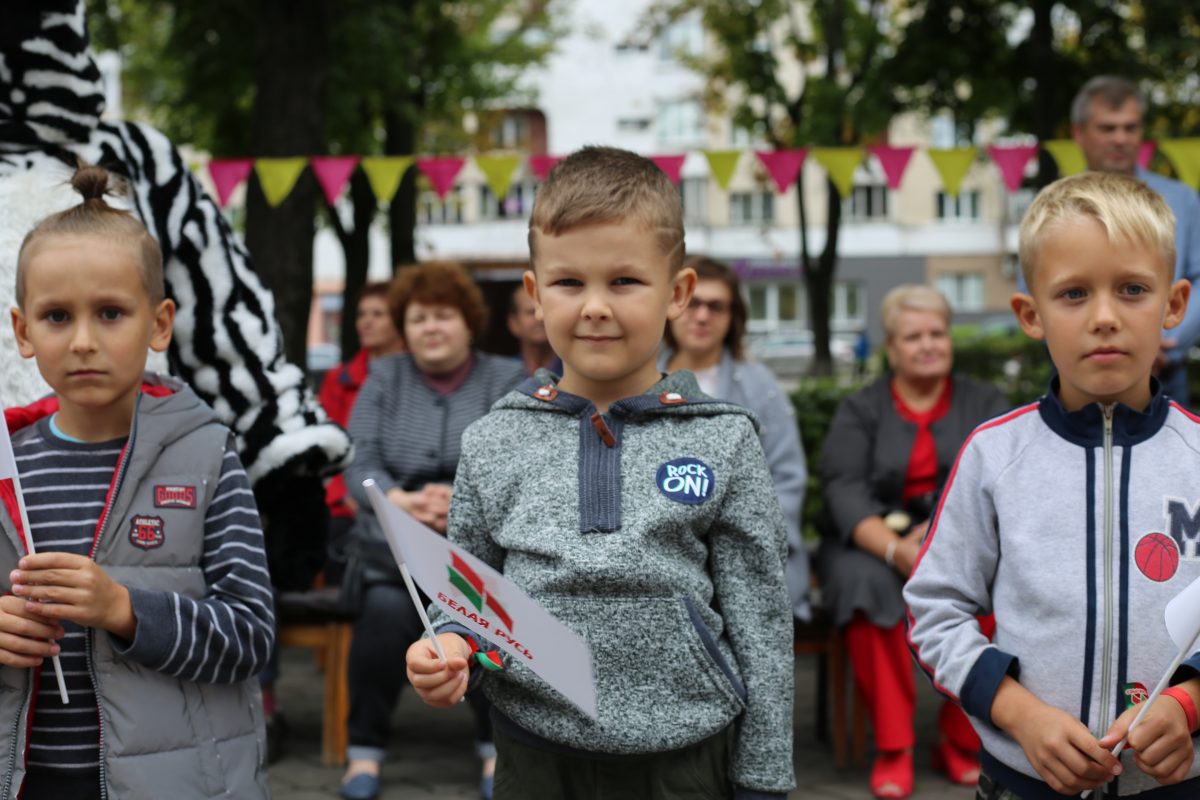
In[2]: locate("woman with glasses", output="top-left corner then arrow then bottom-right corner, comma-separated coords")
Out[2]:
660,255 -> 812,622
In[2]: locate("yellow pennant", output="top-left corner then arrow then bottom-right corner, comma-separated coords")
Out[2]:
926,148 -> 977,198
254,157 -> 308,207
703,150 -> 742,190
1159,139 -> 1200,190
811,147 -> 865,199
1042,140 -> 1087,177
475,154 -> 523,199
360,156 -> 415,204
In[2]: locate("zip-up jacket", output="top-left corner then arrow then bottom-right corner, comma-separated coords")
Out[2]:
905,380 -> 1200,799
429,370 -> 795,799
0,374 -> 274,799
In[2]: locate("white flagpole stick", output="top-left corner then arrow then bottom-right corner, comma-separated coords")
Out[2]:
361,480 -> 448,667
10,471 -> 70,704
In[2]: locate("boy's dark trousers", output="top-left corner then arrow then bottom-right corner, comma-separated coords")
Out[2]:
493,725 -> 733,800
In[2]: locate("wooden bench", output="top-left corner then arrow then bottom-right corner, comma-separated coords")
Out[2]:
277,587 -> 355,766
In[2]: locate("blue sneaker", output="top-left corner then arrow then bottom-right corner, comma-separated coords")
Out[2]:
339,772 -> 380,800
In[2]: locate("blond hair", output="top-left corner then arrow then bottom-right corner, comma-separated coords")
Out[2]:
16,165 -> 165,308
1019,171 -> 1175,290
528,146 -> 684,272
880,284 -> 952,339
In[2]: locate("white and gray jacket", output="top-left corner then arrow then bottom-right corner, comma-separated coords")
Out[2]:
431,370 -> 795,799
905,381 -> 1200,799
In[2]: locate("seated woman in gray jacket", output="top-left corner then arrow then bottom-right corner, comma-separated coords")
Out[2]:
661,255 -> 811,621
818,285 -> 1009,799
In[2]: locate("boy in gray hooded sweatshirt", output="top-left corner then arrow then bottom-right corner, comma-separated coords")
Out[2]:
406,146 -> 795,799
906,171 -> 1200,799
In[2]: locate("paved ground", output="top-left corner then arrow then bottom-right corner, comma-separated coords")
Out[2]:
268,648 -> 976,799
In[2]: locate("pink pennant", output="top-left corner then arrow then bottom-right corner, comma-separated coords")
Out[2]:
310,156 -> 360,206
987,145 -> 1039,193
417,157 -> 467,200
207,158 -> 254,208
867,146 -> 915,190
528,155 -> 563,182
1139,140 -> 1157,170
649,155 -> 687,186
754,149 -> 808,193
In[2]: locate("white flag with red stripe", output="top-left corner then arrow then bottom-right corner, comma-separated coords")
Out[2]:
0,414 -> 17,481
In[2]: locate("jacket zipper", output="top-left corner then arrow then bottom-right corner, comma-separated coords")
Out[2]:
1097,403 -> 1115,799
83,398 -> 139,800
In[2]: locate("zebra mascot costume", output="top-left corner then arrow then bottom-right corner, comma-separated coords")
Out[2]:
0,3 -> 351,590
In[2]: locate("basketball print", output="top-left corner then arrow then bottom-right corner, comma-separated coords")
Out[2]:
1135,532 -> 1179,582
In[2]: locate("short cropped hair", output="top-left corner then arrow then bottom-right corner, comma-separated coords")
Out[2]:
1019,172 -> 1175,289
358,281 -> 390,306
388,261 -> 489,343
1071,76 -> 1145,126
529,146 -> 685,273
663,255 -> 748,360
17,164 -> 164,308
880,285 -> 952,340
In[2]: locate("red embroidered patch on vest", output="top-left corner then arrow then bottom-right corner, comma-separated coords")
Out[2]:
154,485 -> 197,509
130,515 -> 165,550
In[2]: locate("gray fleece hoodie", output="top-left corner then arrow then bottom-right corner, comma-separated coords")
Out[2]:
430,369 -> 795,798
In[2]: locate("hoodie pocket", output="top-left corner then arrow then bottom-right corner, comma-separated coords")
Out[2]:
681,596 -> 747,704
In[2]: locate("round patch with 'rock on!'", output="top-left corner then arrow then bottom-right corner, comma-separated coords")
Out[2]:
656,458 -> 715,505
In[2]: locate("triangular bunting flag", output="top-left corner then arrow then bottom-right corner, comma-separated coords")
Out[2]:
649,155 -> 687,185
528,155 -> 563,182
310,156 -> 360,206
986,145 -> 1039,193
926,147 -> 977,198
359,156 -> 414,204
254,157 -> 308,207
207,158 -> 254,208
1043,140 -> 1087,177
1159,139 -> 1200,190
754,149 -> 807,194
475,154 -> 523,199
867,146 -> 915,191
811,147 -> 865,199
416,157 -> 467,200
702,150 -> 742,190
1139,140 -> 1157,170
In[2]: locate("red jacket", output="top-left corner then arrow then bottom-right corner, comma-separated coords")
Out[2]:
318,350 -> 370,517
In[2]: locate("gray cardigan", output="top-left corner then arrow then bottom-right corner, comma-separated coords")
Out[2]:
432,369 -> 795,798
818,375 -> 1009,627
659,349 -> 810,620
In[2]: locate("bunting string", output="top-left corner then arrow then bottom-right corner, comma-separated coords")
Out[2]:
197,138 -> 1200,210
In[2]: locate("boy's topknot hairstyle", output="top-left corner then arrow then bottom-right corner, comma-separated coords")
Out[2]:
16,164 -> 165,308
1019,171 -> 1175,290
529,146 -> 685,272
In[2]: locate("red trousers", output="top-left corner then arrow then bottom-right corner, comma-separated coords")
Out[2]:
845,614 -> 989,753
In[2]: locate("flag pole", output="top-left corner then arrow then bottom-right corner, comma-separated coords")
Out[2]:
361,480 -> 448,667
10,470 -> 70,704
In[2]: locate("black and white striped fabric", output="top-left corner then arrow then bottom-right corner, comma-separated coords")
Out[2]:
0,4 -> 351,485
14,417 -> 274,774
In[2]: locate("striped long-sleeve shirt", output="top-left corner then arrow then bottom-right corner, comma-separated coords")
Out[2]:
14,415 -> 274,773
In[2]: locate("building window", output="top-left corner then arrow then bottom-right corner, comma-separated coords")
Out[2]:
936,273 -> 985,312
937,190 -> 981,221
617,117 -> 652,132
658,11 -> 704,61
1006,187 -> 1036,223
478,180 -> 535,221
744,281 -> 808,332
491,114 -> 530,150
418,189 -> 463,225
730,191 -> 774,225
680,177 -> 707,225
656,100 -> 704,148
847,183 -> 889,221
832,281 -> 866,329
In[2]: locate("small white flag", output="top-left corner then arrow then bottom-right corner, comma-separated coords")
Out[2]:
363,480 -> 597,719
0,415 -> 18,481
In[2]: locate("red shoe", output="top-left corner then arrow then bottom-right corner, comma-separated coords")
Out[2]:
870,749 -> 913,799
932,740 -> 980,787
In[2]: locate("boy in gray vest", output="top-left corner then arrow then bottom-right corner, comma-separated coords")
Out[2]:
0,165 -> 273,799
405,146 -> 796,799
906,171 -> 1200,799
